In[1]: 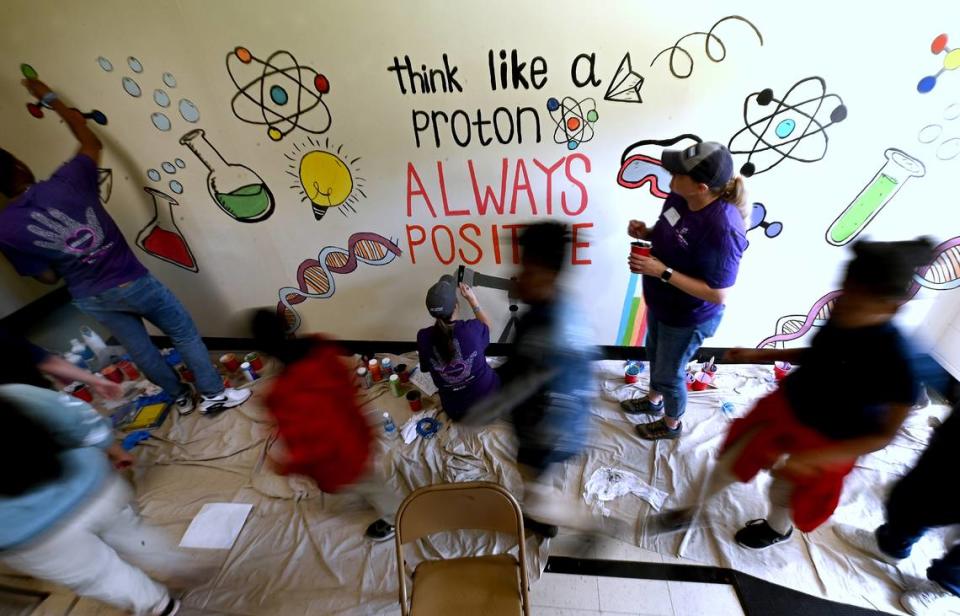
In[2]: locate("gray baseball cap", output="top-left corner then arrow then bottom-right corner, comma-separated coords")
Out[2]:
425,275 -> 457,319
661,141 -> 734,190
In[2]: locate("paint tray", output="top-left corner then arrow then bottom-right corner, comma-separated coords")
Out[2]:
112,393 -> 173,431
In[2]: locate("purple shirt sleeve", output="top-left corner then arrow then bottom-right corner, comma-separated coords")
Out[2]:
416,328 -> 431,372
466,319 -> 491,348
50,154 -> 98,196
702,225 -> 746,289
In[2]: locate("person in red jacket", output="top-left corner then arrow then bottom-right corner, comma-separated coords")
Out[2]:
252,310 -> 401,541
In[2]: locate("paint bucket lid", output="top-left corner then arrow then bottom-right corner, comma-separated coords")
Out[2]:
389,374 -> 399,382
625,364 -> 641,376
356,367 -> 367,375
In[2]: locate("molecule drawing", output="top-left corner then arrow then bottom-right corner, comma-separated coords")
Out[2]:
728,76 -> 847,177
747,203 -> 782,239
227,46 -> 332,142
917,34 -> 960,94
547,97 -> 598,150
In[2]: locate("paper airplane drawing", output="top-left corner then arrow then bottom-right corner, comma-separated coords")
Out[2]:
605,53 -> 644,104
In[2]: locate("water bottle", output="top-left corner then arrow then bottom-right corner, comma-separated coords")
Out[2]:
80,326 -> 106,356
382,412 -> 398,439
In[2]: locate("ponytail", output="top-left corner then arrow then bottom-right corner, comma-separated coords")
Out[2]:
715,176 -> 749,222
433,318 -> 456,363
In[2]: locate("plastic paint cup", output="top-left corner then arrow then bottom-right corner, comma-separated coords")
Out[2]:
368,358 -> 382,382
773,361 -> 792,381
389,374 -> 402,397
395,363 -> 409,383
630,240 -> 652,257
220,353 -> 240,372
244,352 -> 264,371
102,365 -> 124,384
624,364 -> 641,384
69,383 -> 93,402
692,372 -> 712,391
406,390 -> 422,412
118,360 -> 140,380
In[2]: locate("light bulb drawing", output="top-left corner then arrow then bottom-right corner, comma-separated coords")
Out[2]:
285,138 -> 365,221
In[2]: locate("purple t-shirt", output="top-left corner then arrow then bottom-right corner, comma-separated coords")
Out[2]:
416,319 -> 500,420
0,154 -> 147,298
643,192 -> 748,326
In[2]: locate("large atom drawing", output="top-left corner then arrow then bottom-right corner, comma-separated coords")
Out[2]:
227,46 -> 332,142
547,96 -> 598,150
728,76 -> 847,177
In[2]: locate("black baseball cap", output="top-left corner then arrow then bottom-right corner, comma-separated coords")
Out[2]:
661,141 -> 734,190
425,275 -> 457,319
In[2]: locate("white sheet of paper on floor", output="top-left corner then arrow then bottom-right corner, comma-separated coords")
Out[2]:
400,411 -> 427,444
583,467 -> 669,515
408,367 -> 438,396
179,503 -> 253,549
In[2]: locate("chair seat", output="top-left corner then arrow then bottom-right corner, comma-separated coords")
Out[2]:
410,554 -> 523,615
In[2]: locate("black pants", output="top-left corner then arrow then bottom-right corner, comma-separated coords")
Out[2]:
876,408 -> 960,596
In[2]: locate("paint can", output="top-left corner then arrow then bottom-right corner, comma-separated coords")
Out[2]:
357,366 -> 371,389
692,372 -> 712,391
368,358 -> 382,382
102,365 -> 124,384
389,374 -> 402,397
220,353 -> 240,372
244,352 -> 264,371
395,363 -> 409,383
773,361 -> 792,381
406,390 -> 422,412
624,364 -> 641,384
118,360 -> 140,381
240,361 -> 258,382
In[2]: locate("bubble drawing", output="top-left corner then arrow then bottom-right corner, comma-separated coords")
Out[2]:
546,96 -> 598,150
97,57 -> 113,72
226,46 -> 332,142
154,89 -> 170,107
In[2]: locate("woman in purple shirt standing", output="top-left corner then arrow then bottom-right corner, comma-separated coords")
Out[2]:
622,142 -> 749,441
416,275 -> 500,421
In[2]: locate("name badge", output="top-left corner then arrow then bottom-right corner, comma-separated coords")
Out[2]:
663,207 -> 681,227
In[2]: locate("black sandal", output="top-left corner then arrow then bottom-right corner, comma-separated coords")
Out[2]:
635,418 -> 682,441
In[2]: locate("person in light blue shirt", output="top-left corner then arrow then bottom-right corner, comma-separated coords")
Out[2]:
0,384 -> 182,616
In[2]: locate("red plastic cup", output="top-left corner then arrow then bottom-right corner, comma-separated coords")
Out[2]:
179,366 -> 195,383
118,360 -> 140,381
102,365 -> 123,384
624,364 -> 641,384
685,372 -> 696,391
774,361 -> 792,381
692,372 -> 712,391
406,390 -> 422,412
244,352 -> 264,371
220,353 -> 240,372
631,240 -> 652,257
69,383 -> 93,402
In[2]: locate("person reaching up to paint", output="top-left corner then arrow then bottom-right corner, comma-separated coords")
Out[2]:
650,238 -> 933,551
416,277 -> 500,421
0,77 -> 249,416
622,142 -> 749,440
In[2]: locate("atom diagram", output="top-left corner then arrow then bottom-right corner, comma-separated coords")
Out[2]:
650,15 -> 763,79
917,33 -> 960,94
227,46 -> 331,142
727,76 -> 848,177
546,96 -> 598,150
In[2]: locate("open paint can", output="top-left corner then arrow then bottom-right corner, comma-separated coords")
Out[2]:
624,364 -> 641,384
773,361 -> 792,381
692,372 -> 712,391
406,390 -> 422,412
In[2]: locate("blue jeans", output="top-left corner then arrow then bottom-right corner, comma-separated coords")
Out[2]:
645,312 -> 723,420
73,275 -> 223,397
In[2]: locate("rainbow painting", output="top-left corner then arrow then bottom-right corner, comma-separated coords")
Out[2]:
617,273 -> 648,346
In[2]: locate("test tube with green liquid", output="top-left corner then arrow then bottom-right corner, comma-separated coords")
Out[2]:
826,149 -> 925,246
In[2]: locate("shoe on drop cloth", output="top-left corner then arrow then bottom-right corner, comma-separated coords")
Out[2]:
832,523 -> 902,565
200,388 -> 252,415
900,579 -> 960,615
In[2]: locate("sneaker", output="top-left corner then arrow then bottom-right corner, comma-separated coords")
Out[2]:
900,580 -> 960,615
620,397 -> 665,416
523,515 -> 559,538
174,391 -> 196,416
151,596 -> 180,616
365,518 -> 395,542
635,418 -> 682,441
735,519 -> 793,550
832,523 -> 901,565
200,388 -> 251,415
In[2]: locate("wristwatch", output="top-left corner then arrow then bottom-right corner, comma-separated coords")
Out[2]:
660,267 -> 673,283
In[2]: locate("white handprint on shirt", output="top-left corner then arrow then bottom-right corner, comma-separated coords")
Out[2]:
27,207 -> 114,264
